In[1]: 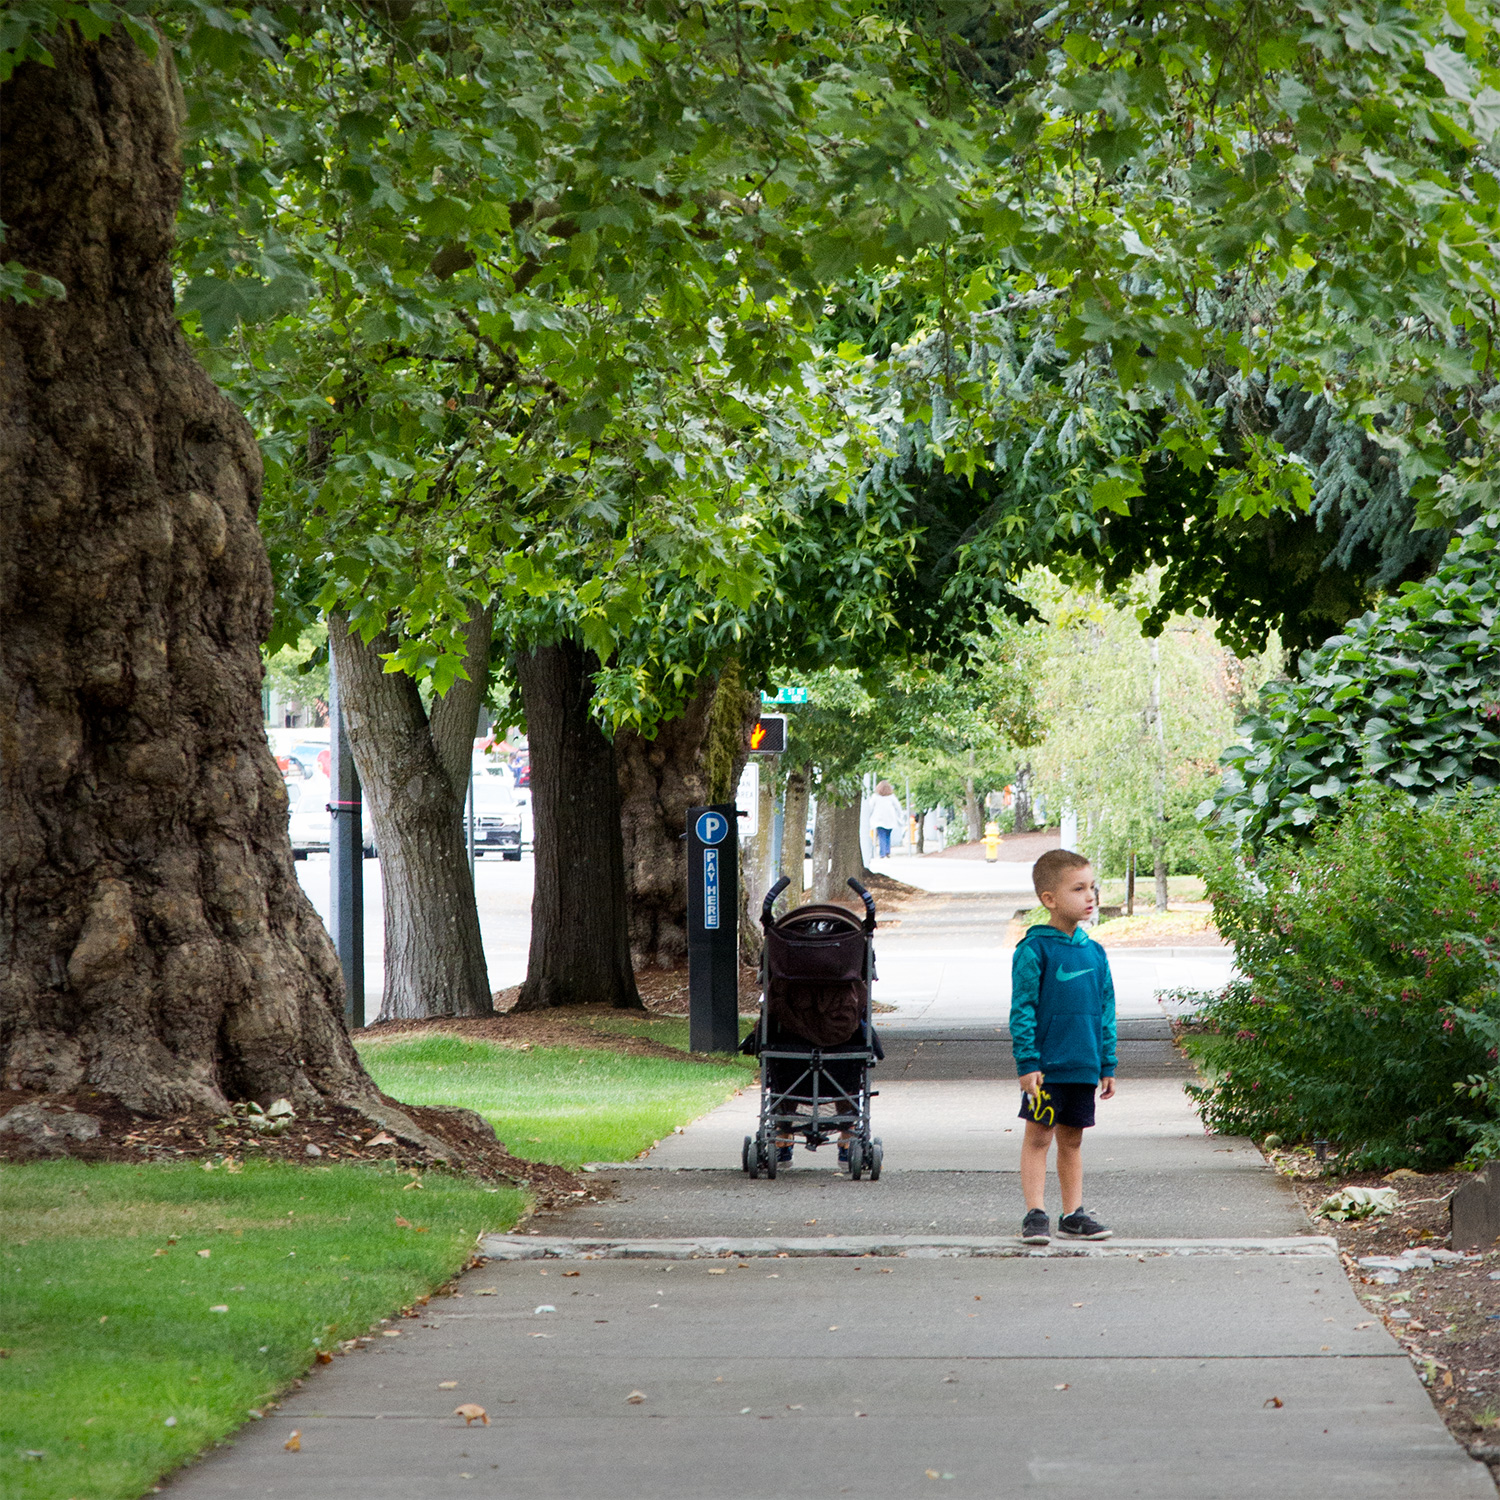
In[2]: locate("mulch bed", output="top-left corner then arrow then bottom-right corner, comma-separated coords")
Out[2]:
1274,1149 -> 1500,1481
0,1087 -> 582,1207
357,1003 -> 752,1060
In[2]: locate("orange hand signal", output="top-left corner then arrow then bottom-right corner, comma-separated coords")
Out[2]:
749,722 -> 767,750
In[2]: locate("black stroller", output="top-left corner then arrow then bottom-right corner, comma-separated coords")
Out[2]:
741,875 -> 883,1180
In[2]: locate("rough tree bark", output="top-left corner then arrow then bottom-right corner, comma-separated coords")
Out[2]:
1013,761 -> 1034,834
963,749 -> 983,842
513,640 -> 641,1009
831,800 -> 875,894
326,610 -> 492,1020
1148,640 -> 1170,911
0,30 -> 393,1122
780,765 -> 811,906
614,678 -> 715,968
810,793 -> 837,900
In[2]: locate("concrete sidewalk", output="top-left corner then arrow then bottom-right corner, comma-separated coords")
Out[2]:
165,1023 -> 1494,1498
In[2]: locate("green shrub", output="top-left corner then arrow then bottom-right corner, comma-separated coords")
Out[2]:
1188,787 -> 1500,1168
1202,528 -> 1500,846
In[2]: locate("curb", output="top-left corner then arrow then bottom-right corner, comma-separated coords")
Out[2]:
479,1234 -> 1339,1261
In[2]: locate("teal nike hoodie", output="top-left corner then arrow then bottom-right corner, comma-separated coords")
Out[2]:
1010,924 -> 1117,1085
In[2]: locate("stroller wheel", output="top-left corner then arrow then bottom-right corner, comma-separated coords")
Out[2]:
846,1140 -> 865,1180
742,1135 -> 754,1177
868,1138 -> 883,1181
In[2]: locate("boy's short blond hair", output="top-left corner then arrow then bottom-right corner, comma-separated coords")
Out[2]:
1032,848 -> 1091,898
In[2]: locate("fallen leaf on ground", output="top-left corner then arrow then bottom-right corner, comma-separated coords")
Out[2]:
197,1250 -> 211,1259
626,1391 -> 647,1404
707,1268 -> 727,1275
152,1248 -> 169,1257
366,1132 -> 397,1147
439,1381 -> 458,1390
403,1179 -> 422,1190
455,1404 -> 489,1426
381,1330 -> 401,1338
1264,1397 -> 1283,1409
534,1305 -> 555,1314
1072,1302 -> 1084,1308
284,1431 -> 301,1452
1354,1322 -> 1375,1330
474,1288 -> 497,1296
562,1271 -> 580,1277
315,1351 -> 332,1364
209,1305 -> 229,1313
828,1326 -> 839,1331
1054,1383 -> 1070,1391
395,1216 -> 412,1228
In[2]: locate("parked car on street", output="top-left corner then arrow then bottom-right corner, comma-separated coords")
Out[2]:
286,774 -> 377,861
471,764 -> 524,860
287,773 -> 331,858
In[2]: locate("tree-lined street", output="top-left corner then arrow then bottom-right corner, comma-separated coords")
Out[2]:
5,3 -> 1500,1495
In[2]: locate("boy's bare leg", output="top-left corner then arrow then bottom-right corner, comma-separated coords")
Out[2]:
1020,1120 -> 1054,1210
1055,1124 -> 1085,1215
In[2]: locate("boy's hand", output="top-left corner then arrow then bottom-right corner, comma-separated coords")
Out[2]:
1099,1077 -> 1116,1100
1018,1071 -> 1043,1100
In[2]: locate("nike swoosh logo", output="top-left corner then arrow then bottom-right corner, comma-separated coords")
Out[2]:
1057,968 -> 1092,982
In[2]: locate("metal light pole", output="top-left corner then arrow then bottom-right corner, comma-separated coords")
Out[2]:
327,654 -> 364,1030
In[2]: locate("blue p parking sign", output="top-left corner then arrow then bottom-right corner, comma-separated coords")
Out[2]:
695,810 -> 728,845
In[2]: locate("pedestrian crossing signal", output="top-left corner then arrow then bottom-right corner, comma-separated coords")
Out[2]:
748,714 -> 786,755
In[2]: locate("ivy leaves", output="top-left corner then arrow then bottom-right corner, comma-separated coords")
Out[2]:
1204,527 -> 1500,844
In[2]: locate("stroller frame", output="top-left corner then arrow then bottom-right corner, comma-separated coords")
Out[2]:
742,876 -> 883,1181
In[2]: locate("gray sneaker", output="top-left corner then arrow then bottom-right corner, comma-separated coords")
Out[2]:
1058,1208 -> 1113,1240
1021,1209 -> 1050,1244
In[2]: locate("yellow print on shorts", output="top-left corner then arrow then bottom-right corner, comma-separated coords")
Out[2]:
1024,1084 -> 1055,1127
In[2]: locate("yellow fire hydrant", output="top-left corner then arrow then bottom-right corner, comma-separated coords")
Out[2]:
983,820 -> 1001,862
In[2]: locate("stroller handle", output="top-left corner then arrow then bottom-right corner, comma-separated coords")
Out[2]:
847,878 -> 877,928
761,875 -> 791,921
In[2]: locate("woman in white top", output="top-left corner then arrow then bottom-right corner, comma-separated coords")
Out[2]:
867,780 -> 905,860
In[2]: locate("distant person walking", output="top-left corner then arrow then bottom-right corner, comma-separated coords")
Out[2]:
867,780 -> 905,860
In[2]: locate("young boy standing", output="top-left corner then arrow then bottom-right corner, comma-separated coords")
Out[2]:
1009,849 -> 1117,1243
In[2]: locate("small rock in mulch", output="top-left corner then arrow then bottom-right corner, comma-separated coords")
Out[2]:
0,1088 -> 582,1208
0,1100 -> 102,1157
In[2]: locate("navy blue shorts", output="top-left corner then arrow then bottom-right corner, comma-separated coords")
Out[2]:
1018,1081 -> 1096,1130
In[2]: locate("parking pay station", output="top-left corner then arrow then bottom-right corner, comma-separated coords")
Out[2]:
686,802 -> 740,1052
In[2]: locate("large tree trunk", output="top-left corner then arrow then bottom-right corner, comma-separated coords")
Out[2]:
810,793 -> 837,900
614,678 -> 715,968
1013,761 -> 1034,834
780,764 -> 810,906
831,800 -> 875,894
964,749 -> 983,842
740,756 -> 779,963
1148,641 -> 1170,911
327,611 -> 492,1020
514,640 -> 641,1009
0,29 -> 373,1117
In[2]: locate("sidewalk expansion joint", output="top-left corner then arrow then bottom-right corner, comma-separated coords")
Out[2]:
478,1234 -> 1338,1261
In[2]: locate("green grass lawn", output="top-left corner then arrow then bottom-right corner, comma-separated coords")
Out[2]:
357,1032 -> 748,1167
0,1159 -> 523,1500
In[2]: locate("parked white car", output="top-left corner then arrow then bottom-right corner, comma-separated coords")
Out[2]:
470,765 -> 526,859
286,773 -> 377,861
287,773 -> 331,859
